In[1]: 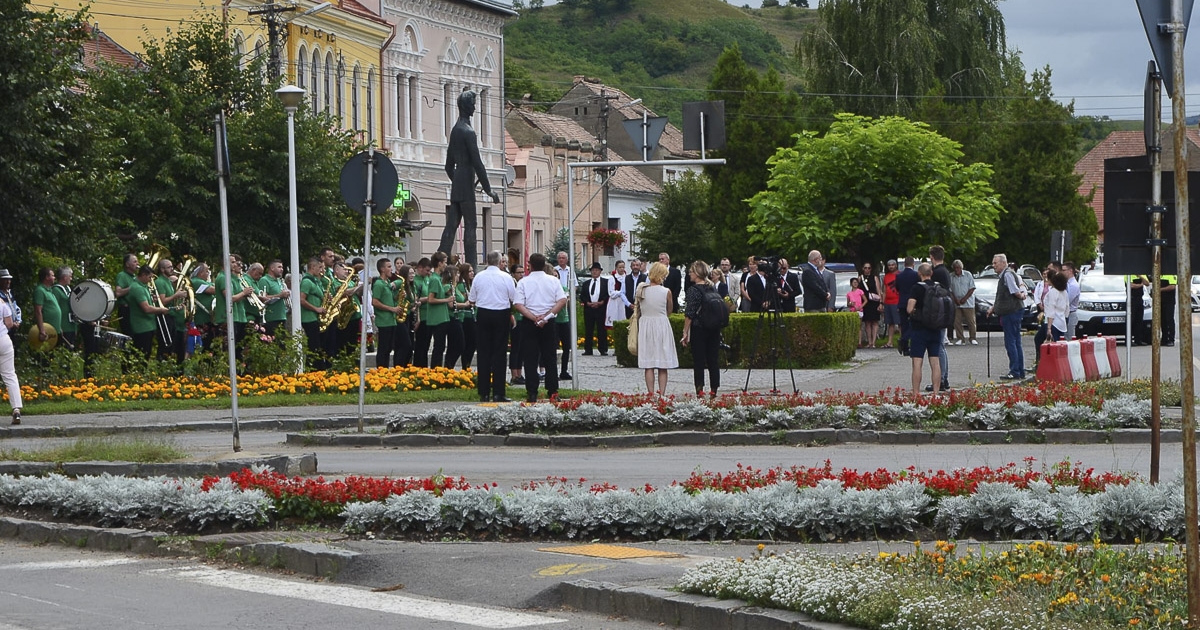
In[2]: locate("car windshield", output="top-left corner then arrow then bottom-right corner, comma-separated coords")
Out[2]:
1079,275 -> 1126,293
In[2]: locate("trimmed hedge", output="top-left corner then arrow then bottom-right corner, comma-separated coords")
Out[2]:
611,312 -> 858,369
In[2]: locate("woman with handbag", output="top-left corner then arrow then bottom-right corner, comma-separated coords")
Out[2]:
860,262 -> 882,348
682,261 -> 720,397
635,262 -> 678,395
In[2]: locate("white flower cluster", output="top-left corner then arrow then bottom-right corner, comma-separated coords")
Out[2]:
680,552 -> 1054,630
387,398 -> 1145,435
0,474 -> 273,528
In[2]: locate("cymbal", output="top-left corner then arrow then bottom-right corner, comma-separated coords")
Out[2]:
28,323 -> 58,352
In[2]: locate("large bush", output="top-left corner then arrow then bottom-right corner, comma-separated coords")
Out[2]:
611,312 -> 857,369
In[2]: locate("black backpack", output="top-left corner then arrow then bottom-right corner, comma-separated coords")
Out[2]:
914,282 -> 955,329
699,286 -> 730,331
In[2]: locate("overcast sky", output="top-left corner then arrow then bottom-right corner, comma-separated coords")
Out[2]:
723,0 -> 1200,120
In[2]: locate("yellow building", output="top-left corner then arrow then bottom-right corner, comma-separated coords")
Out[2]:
73,0 -> 392,142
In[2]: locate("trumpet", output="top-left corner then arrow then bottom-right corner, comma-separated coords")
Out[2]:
238,272 -> 267,318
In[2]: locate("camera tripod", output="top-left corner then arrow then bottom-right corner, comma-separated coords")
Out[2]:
742,276 -> 798,394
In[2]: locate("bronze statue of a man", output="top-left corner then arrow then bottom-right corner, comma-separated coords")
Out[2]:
439,88 -> 499,266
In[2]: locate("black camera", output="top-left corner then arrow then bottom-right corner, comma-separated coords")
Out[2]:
754,256 -> 780,279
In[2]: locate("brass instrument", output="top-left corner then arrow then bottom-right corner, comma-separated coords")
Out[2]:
174,257 -> 197,320
318,275 -> 355,332
395,278 -> 410,324
144,246 -> 174,347
238,272 -> 267,320
334,275 -> 360,329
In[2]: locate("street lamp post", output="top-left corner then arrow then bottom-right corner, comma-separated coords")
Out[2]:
275,84 -> 306,371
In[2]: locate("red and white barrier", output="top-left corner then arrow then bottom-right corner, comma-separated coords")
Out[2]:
1035,336 -> 1121,384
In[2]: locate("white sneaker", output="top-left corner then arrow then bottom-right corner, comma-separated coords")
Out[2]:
970,339 -> 978,345
953,340 -> 963,346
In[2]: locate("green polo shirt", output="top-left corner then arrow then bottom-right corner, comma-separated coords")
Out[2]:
33,284 -> 62,335
373,278 -> 397,329
213,272 -> 248,325
257,275 -> 288,323
193,281 -> 215,326
53,284 -> 75,334
425,278 -> 451,327
300,274 -> 323,324
128,282 -> 157,335
155,276 -> 186,331
116,270 -> 136,310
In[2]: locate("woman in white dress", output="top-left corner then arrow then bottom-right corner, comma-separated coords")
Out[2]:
606,260 -> 629,328
636,262 -> 678,395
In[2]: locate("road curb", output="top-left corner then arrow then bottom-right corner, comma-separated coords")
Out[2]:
0,515 -> 361,578
0,416 -> 388,439
285,427 -> 1177,449
0,454 -> 318,478
558,579 -> 860,630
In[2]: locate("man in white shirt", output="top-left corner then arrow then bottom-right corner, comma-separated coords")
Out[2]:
470,251 -> 517,402
553,251 -> 574,379
515,253 -> 568,403
624,258 -> 646,318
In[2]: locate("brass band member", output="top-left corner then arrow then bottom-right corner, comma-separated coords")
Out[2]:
299,258 -> 328,370
372,258 -> 401,368
53,267 -> 76,348
257,260 -> 291,338
212,255 -> 254,352
129,265 -> 170,358
32,267 -> 61,348
114,253 -> 138,336
190,263 -> 217,354
154,258 -> 188,362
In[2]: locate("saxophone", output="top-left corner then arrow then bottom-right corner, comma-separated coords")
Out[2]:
395,277 -> 410,324
334,275 -> 360,329
319,276 -> 354,332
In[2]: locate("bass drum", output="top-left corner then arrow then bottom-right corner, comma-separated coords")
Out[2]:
70,279 -> 116,323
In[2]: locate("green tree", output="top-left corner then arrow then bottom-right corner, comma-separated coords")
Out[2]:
87,15 -> 402,266
0,0 -> 128,291
634,172 -> 714,263
747,114 -> 1002,262
704,44 -> 801,262
799,0 -> 1008,117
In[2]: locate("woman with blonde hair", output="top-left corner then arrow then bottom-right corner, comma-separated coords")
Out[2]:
636,262 -> 678,395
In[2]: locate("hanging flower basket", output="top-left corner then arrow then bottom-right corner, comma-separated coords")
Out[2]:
587,228 -> 626,249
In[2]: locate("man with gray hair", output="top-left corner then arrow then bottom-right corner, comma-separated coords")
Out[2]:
986,253 -> 1028,380
949,259 -> 977,345
470,251 -> 517,402
801,250 -> 830,312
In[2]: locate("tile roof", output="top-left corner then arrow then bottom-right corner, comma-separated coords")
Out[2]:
505,107 -> 661,195
568,77 -> 695,159
81,24 -> 143,71
1075,128 -> 1200,236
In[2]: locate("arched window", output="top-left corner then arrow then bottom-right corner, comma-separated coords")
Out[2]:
310,49 -> 320,114
233,35 -> 244,70
395,73 -> 406,137
479,88 -> 488,148
296,46 -> 307,89
254,40 -> 267,80
351,65 -> 361,131
366,68 -> 375,141
443,82 -> 453,139
404,25 -> 418,51
336,56 -> 345,125
324,52 -> 333,113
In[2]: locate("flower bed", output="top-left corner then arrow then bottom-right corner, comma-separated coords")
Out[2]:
7,366 -> 474,404
0,461 -> 1172,544
391,385 -> 1150,435
679,540 -> 1185,629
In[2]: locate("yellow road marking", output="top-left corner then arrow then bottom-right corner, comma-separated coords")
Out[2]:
537,544 -> 683,560
535,563 -> 608,577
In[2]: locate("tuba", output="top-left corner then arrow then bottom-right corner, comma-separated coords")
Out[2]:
174,257 -> 197,320
144,246 -> 174,347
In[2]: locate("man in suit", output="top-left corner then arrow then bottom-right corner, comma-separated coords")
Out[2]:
720,258 -> 739,310
820,257 -> 837,312
624,258 -> 646,318
801,250 -> 830,312
578,262 -> 610,356
659,252 -> 682,313
777,257 -> 800,312
743,263 -> 767,312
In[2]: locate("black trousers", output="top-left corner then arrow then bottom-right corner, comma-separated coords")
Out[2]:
444,318 -> 464,369
1161,297 -> 1176,343
509,322 -> 523,370
302,321 -> 328,369
427,322 -> 448,367
520,318 -> 559,402
376,325 -> 397,369
555,320 -> 571,374
583,305 -> 608,354
460,317 -> 477,370
476,308 -> 510,400
395,320 -> 413,366
690,327 -> 721,393
132,331 -> 154,358
414,321 -> 432,367
264,319 -> 283,339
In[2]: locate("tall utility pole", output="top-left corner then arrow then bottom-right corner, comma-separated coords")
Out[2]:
597,90 -> 620,252
248,1 -> 296,81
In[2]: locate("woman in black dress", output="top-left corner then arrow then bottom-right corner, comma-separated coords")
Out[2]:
860,262 -> 882,347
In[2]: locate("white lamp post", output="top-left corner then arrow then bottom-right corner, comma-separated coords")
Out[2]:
275,84 -> 306,370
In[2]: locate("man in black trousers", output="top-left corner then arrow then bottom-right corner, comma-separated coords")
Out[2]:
469,251 -> 516,402
578,262 -> 610,356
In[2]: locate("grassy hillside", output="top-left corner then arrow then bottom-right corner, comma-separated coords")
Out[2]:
504,0 -> 814,124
